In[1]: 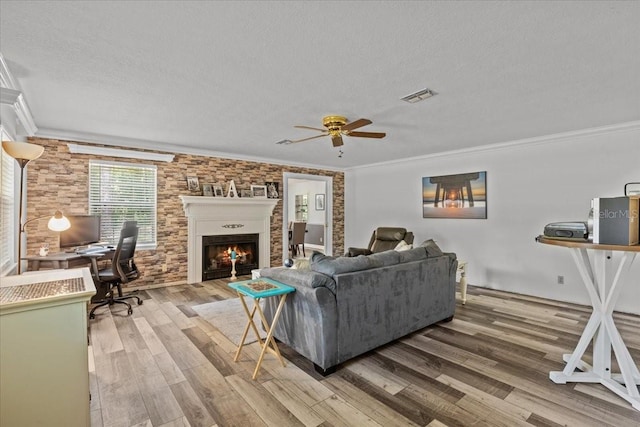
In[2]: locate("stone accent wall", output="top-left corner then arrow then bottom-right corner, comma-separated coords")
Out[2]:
25,137 -> 344,288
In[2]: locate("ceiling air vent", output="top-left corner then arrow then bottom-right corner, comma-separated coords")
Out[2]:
401,88 -> 436,103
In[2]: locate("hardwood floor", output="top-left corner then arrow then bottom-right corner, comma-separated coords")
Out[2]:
88,279 -> 640,427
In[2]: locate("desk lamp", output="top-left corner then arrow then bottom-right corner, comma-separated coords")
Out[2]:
2,141 -> 70,273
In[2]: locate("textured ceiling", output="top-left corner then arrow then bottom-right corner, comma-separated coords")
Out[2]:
1,1 -> 639,169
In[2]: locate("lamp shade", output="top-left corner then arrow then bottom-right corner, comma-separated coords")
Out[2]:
2,141 -> 45,162
48,211 -> 71,232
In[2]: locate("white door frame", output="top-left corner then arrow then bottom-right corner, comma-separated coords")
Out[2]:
282,172 -> 333,261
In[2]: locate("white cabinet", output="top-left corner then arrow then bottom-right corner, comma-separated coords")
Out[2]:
1,268 -> 96,427
295,194 -> 308,221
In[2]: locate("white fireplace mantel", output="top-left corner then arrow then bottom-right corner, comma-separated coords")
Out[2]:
179,196 -> 279,283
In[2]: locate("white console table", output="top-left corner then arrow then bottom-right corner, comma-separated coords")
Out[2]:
537,236 -> 640,411
0,268 -> 96,426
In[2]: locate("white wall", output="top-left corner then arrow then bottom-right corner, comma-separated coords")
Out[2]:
288,180 -> 326,224
345,122 -> 640,314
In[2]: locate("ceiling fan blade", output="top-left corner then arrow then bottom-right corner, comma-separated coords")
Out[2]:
341,118 -> 372,132
331,135 -> 344,147
290,134 -> 327,143
347,131 -> 386,139
294,125 -> 327,132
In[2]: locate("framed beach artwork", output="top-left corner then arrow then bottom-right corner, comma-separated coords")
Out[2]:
422,171 -> 487,219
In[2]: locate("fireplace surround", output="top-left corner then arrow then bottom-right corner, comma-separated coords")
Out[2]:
180,196 -> 278,284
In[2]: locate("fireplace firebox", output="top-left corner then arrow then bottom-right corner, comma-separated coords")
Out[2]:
202,234 -> 259,281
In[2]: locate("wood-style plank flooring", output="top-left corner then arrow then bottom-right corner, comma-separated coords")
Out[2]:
88,279 -> 640,427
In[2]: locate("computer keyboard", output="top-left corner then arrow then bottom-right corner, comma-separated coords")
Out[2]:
76,247 -> 107,255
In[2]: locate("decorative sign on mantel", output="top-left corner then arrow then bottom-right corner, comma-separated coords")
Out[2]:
222,224 -> 245,229
227,180 -> 238,198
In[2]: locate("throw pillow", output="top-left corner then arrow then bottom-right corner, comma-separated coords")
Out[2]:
420,239 -> 444,257
292,258 -> 311,271
394,240 -> 413,251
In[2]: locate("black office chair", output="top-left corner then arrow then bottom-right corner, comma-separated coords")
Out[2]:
89,222 -> 143,319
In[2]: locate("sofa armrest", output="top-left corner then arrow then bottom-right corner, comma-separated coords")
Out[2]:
443,252 -> 458,275
344,247 -> 373,257
260,268 -> 339,370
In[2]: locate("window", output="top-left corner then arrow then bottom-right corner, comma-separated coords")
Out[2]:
1,137 -> 16,274
89,160 -> 157,249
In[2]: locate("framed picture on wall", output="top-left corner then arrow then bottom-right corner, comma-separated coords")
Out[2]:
422,171 -> 487,219
315,193 -> 325,211
213,185 -> 224,197
186,176 -> 200,191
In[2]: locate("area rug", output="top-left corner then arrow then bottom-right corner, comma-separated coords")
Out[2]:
192,298 -> 266,345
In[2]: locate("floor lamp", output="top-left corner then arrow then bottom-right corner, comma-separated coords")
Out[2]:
2,141 -> 70,274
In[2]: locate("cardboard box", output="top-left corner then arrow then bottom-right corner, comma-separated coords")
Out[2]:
592,197 -> 639,245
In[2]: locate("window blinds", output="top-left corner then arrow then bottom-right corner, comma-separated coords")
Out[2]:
88,160 -> 157,247
1,148 -> 16,273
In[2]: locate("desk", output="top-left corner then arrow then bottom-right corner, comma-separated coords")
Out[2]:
536,236 -> 640,411
23,249 -> 114,272
229,278 -> 295,379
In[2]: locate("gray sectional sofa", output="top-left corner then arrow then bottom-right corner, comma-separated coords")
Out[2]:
259,241 -> 457,375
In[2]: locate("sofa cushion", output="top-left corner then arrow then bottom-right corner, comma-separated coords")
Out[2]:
260,267 -> 336,294
419,239 -> 444,257
394,240 -> 413,251
310,252 -> 375,277
367,250 -> 402,267
398,246 -> 428,263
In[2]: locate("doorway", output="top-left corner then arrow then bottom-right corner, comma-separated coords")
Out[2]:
282,172 -> 333,261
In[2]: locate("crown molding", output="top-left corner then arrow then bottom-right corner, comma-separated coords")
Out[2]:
346,120 -> 640,171
0,53 -> 38,136
0,53 -> 19,90
1,86 -> 20,104
12,92 -> 37,136
36,127 -> 345,172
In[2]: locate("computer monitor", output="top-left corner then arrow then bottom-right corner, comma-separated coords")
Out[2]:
59,215 -> 102,249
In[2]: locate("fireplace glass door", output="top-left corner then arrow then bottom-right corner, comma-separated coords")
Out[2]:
202,234 -> 259,280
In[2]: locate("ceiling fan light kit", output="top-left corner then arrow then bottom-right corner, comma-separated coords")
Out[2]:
401,88 -> 436,103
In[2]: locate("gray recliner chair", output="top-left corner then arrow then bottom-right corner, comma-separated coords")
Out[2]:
345,227 -> 414,257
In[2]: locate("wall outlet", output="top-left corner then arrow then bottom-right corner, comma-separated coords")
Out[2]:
557,275 -> 564,285
162,264 -> 168,272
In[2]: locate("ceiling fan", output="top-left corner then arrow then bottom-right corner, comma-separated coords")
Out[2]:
278,115 -> 386,147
